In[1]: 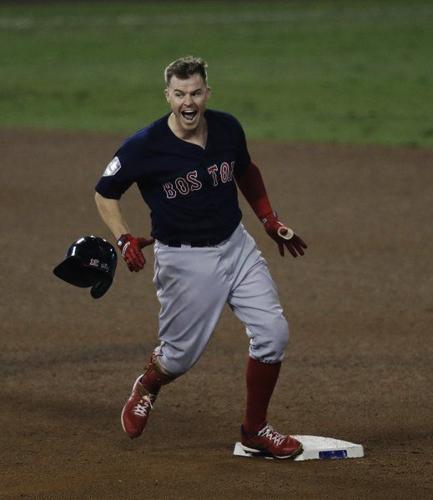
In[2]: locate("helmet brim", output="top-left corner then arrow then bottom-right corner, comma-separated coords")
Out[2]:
53,256 -> 107,288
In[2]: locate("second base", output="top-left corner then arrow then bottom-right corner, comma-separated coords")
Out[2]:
233,435 -> 364,461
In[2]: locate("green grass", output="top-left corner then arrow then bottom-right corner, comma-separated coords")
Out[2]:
0,1 -> 432,147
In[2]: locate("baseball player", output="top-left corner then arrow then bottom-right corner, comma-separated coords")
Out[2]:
95,56 -> 307,459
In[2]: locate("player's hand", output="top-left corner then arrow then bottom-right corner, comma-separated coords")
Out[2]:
117,233 -> 155,272
262,212 -> 307,258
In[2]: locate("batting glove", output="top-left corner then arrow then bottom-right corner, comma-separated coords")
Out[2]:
262,212 -> 307,258
117,234 -> 155,272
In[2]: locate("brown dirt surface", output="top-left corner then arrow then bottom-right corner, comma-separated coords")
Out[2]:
1,128 -> 432,499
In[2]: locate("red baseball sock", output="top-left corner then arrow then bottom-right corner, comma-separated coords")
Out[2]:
140,356 -> 175,395
140,369 -> 163,395
243,357 -> 281,434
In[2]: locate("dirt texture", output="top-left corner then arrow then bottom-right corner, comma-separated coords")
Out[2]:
1,129 -> 432,499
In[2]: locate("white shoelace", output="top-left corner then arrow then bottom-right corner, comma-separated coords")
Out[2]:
257,424 -> 286,446
133,395 -> 153,418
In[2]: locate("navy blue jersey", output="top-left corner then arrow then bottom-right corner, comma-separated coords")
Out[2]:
95,109 -> 251,243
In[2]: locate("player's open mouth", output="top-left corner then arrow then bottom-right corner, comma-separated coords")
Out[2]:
181,110 -> 198,122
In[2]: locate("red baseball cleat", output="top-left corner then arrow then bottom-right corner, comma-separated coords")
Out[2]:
121,375 -> 156,439
240,423 -> 303,459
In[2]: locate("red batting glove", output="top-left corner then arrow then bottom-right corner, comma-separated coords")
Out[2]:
117,234 -> 155,272
262,212 -> 308,258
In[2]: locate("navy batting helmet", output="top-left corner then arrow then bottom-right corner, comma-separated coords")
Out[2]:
53,236 -> 117,299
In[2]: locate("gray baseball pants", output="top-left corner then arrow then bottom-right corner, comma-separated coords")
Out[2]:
152,223 -> 289,376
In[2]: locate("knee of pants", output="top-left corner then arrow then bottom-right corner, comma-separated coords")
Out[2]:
154,344 -> 198,378
250,315 -> 289,363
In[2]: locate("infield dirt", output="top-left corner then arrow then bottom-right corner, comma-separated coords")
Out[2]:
1,130 -> 432,499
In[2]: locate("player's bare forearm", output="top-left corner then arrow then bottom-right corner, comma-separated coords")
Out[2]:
94,192 -> 130,241
95,192 -> 154,272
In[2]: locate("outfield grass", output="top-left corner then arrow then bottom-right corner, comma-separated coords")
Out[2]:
0,1 -> 432,147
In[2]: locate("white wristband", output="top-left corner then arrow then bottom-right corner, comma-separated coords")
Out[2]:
277,226 -> 294,240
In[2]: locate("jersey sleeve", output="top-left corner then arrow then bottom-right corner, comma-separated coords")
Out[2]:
95,137 -> 143,199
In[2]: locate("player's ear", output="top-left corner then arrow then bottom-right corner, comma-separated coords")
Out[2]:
206,86 -> 211,99
164,88 -> 170,102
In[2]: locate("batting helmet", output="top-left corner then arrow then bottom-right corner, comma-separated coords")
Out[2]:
53,236 -> 117,299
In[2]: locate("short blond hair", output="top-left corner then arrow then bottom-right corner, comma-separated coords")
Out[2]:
164,56 -> 208,86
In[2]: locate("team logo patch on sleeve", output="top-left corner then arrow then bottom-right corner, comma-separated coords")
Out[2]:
102,156 -> 122,177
